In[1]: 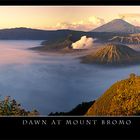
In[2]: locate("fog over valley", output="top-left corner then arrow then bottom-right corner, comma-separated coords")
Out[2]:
0,40 -> 139,115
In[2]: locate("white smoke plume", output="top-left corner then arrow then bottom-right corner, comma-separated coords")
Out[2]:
72,36 -> 94,49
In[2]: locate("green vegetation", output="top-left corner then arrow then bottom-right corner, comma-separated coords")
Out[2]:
0,96 -> 39,116
0,96 -> 94,116
49,101 -> 94,116
86,73 -> 140,116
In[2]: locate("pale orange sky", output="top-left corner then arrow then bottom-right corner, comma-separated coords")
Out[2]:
0,6 -> 140,31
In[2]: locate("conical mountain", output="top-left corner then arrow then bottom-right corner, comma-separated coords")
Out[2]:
81,43 -> 140,65
86,73 -> 140,116
92,19 -> 140,33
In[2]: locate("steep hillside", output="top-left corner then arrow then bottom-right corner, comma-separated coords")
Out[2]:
81,43 -> 140,65
32,34 -> 77,51
86,73 -> 140,116
49,101 -> 94,116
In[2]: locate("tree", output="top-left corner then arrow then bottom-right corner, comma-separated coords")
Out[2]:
0,96 -> 39,116
129,73 -> 136,79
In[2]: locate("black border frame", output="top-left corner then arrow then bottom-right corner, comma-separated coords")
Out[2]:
0,0 -> 140,139
0,116 -> 139,139
0,0 -> 140,5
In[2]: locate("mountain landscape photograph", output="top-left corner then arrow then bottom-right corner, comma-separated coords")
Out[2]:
0,6 -> 140,116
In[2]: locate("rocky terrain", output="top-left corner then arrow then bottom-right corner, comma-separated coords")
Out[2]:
81,43 -> 140,65
109,33 -> 140,44
31,34 -> 74,51
86,73 -> 140,116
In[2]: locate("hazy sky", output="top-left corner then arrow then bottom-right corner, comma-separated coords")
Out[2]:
1,6 -> 140,31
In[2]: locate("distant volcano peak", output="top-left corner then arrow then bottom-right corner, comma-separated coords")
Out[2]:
92,18 -> 140,33
109,18 -> 128,23
81,43 -> 140,65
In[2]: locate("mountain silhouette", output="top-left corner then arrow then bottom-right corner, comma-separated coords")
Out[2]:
0,27 -> 87,40
92,19 -> 140,33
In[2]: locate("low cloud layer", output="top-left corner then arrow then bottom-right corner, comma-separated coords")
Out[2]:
72,36 -> 94,49
45,16 -> 105,31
